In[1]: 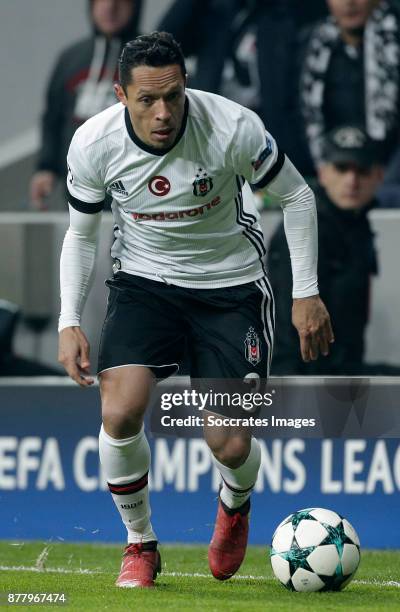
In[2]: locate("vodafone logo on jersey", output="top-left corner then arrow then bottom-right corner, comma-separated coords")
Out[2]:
131,196 -> 221,221
148,176 -> 171,197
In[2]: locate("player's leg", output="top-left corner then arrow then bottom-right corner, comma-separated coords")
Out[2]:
99,365 -> 161,588
203,419 -> 261,580
97,273 -> 184,587
187,277 -> 273,580
99,365 -> 156,544
203,421 -> 260,512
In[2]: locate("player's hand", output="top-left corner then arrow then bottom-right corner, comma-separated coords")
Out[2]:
58,326 -> 95,387
29,171 -> 56,210
292,295 -> 334,362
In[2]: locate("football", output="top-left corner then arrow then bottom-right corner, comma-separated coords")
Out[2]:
270,507 -> 361,592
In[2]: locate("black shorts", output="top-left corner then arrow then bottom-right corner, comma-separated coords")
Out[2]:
98,272 -> 274,380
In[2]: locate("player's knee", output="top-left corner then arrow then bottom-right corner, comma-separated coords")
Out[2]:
102,406 -> 141,438
208,434 -> 251,468
99,368 -> 152,437
102,405 -> 144,438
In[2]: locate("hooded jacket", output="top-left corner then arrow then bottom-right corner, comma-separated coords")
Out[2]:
37,0 -> 142,177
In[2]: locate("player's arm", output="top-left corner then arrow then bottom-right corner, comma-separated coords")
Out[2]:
262,157 -> 334,362
58,132 -> 105,386
231,109 -> 334,362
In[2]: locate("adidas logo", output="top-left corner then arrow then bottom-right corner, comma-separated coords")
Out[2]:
109,180 -> 128,196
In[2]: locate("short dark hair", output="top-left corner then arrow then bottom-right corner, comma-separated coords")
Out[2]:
119,31 -> 186,93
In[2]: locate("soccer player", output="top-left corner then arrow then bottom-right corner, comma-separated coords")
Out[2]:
58,32 -> 333,588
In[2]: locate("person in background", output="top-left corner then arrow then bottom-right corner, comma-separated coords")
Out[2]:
30,0 -> 142,210
268,125 -> 383,375
157,0 -> 328,155
0,300 -> 63,376
298,0 -> 400,179
256,0 -> 328,160
158,0 -> 240,95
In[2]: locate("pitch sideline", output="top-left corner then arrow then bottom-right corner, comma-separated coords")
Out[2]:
0,565 -> 399,589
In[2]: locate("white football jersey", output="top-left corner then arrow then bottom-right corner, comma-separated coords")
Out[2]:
66,88 -> 284,288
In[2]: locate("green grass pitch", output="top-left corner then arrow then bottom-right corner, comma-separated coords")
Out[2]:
0,542 -> 399,611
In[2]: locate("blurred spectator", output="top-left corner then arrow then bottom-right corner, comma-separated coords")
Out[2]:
268,125 -> 393,375
0,300 -> 63,376
158,0 -> 238,94
299,0 -> 400,178
158,1 -> 327,151
256,1 -> 329,158
30,0 -> 142,210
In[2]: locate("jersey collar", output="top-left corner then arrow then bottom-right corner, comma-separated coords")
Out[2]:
124,96 -> 189,156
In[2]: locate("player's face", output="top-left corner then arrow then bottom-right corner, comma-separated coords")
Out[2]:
318,162 -> 384,209
91,0 -> 134,36
326,0 -> 378,31
115,65 -> 186,150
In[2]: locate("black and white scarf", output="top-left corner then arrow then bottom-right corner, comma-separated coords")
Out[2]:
300,0 -> 400,164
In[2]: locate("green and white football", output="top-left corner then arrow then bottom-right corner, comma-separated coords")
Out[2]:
270,507 -> 361,592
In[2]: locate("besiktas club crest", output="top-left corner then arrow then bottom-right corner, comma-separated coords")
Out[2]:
193,167 -> 213,197
244,327 -> 262,365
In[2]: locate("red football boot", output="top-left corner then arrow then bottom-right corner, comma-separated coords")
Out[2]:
116,542 -> 161,588
208,498 -> 250,580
